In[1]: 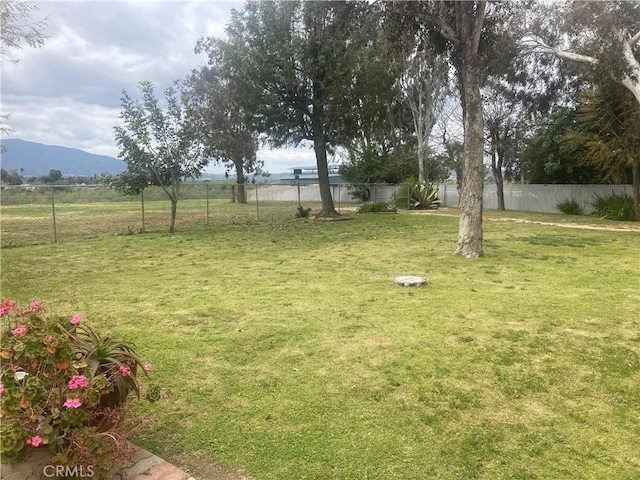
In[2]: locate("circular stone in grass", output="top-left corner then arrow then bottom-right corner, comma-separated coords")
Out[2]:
394,276 -> 427,287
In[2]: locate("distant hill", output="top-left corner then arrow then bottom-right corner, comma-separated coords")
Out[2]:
0,139 -> 126,177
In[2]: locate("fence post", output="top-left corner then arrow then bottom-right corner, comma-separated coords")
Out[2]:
141,189 -> 146,233
407,184 -> 411,210
255,183 -> 260,221
51,188 -> 58,243
338,184 -> 341,213
206,183 -> 210,225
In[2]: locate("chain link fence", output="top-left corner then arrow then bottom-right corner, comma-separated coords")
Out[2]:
1,182 -> 633,248
0,183 -> 329,248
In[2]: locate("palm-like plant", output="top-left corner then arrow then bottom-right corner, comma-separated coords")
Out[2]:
571,83 -> 640,219
73,324 -> 145,404
395,179 -> 441,210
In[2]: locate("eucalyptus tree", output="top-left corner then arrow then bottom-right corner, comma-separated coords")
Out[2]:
402,0 -> 488,257
522,1 -> 639,215
184,46 -> 260,204
483,77 -> 532,209
523,1 -> 640,108
212,0 -> 391,217
398,48 -> 450,184
114,81 -> 206,233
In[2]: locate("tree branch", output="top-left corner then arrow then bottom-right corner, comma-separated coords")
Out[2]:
471,1 -> 487,52
552,48 -> 599,66
629,29 -> 640,47
520,36 -> 598,65
435,0 -> 459,45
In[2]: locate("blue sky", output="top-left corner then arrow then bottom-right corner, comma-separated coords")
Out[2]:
1,0 -> 318,174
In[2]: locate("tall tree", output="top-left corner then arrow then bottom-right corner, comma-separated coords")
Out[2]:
523,1 -> 639,215
114,81 -> 206,233
214,0 -> 387,217
483,86 -> 529,210
398,48 -> 449,184
428,1 -> 489,257
184,50 -> 260,204
523,1 -> 640,108
520,107 -> 600,184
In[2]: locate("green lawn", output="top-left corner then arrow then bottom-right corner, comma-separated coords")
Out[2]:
1,211 -> 639,479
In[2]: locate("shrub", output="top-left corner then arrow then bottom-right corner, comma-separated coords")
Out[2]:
357,202 -> 397,213
346,185 -> 372,202
0,299 -> 158,475
557,198 -> 583,216
394,179 -> 441,210
591,193 -> 636,221
295,205 -> 312,218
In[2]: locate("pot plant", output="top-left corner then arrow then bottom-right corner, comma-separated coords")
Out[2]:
0,299 -> 158,477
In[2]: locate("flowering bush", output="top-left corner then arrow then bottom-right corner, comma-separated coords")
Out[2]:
1,299 -> 158,476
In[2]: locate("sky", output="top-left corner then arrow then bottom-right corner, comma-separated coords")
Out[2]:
1,0 -> 318,174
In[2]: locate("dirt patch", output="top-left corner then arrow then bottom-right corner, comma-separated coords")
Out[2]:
174,451 -> 255,480
407,210 -> 640,232
488,217 -> 640,232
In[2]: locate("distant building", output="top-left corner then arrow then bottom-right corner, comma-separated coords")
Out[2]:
279,166 -> 346,185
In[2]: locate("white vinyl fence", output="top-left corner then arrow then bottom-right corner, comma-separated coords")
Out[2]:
249,183 -> 634,215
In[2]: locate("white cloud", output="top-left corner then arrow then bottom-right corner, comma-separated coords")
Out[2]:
2,1 -> 314,173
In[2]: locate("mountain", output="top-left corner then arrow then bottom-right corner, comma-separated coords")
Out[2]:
0,139 -> 126,177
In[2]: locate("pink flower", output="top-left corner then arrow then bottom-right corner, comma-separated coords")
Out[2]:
63,398 -> 82,409
26,435 -> 42,447
70,314 -> 83,325
143,363 -> 153,372
28,300 -> 44,312
119,365 -> 130,377
68,375 -> 89,389
0,383 -> 4,395
12,325 -> 28,337
1,299 -> 18,316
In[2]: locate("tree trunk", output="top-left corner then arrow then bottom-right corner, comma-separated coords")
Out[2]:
169,198 -> 177,234
455,63 -> 485,258
418,138 -> 426,184
313,124 -> 338,217
490,137 -> 505,211
495,174 -> 505,211
168,172 -> 180,234
633,155 -> 640,220
234,160 -> 247,204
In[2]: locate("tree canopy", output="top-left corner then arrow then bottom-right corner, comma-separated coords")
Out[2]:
209,0 -> 394,216
113,81 -> 206,233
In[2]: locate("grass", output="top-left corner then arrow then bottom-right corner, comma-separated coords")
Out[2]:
0,198 -> 324,247
1,211 -> 639,479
